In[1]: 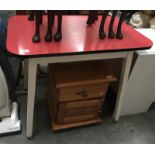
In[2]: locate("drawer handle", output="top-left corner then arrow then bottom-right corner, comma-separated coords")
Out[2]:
76,90 -> 88,98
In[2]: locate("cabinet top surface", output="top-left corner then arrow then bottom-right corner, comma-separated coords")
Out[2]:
49,61 -> 117,88
7,15 -> 153,58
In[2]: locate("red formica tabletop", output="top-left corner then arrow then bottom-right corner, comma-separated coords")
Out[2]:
7,15 -> 153,58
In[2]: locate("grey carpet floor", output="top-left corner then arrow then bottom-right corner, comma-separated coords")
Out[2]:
0,76 -> 155,144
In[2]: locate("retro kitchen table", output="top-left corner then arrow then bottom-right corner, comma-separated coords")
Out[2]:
7,15 -> 152,138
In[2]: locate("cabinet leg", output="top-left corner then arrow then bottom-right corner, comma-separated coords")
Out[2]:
26,59 -> 37,138
113,51 -> 133,121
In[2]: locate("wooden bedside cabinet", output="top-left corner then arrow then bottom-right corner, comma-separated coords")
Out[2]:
47,61 -> 117,131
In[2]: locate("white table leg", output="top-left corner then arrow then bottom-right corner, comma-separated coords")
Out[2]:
26,59 -> 37,138
113,51 -> 134,121
24,59 -> 28,90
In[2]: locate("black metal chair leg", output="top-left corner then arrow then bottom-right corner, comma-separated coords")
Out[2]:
28,11 -> 34,21
45,10 -> 54,42
94,10 -> 98,21
54,11 -> 62,42
39,11 -> 43,25
99,10 -> 109,39
32,11 -> 41,43
108,10 -> 118,39
116,11 -> 127,39
87,11 -> 95,26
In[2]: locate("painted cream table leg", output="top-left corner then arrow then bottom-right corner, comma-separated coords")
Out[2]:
113,51 -> 134,121
24,59 -> 28,90
26,59 -> 37,138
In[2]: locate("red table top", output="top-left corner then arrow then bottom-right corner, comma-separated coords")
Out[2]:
7,15 -> 153,58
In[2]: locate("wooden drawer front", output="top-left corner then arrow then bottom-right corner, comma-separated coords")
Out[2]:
58,83 -> 109,102
57,99 -> 103,124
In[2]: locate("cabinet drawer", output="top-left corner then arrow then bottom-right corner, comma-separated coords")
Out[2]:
57,99 -> 103,124
58,83 -> 109,102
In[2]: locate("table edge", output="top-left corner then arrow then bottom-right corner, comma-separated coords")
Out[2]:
7,46 -> 152,58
